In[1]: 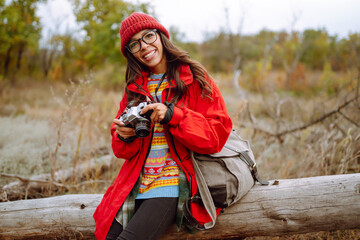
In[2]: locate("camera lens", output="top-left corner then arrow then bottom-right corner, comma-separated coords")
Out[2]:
135,119 -> 151,138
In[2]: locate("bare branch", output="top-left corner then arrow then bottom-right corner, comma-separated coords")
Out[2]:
246,103 -> 256,124
0,173 -> 65,188
275,95 -> 359,137
338,110 -> 360,128
239,123 -> 273,137
241,95 -> 360,140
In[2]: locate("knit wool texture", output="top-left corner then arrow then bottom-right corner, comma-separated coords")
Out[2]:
120,12 -> 170,57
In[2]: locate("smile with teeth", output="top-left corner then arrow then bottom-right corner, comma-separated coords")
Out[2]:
143,50 -> 156,59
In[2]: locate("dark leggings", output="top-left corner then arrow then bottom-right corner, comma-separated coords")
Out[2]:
105,197 -> 178,240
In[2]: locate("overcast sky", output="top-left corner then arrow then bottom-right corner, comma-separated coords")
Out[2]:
37,0 -> 360,42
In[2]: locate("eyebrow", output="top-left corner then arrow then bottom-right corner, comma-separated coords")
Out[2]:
130,29 -> 151,41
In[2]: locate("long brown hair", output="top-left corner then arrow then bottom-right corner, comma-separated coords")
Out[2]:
124,31 -> 212,104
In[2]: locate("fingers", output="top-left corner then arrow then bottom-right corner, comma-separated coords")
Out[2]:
141,103 -> 168,124
113,119 -> 135,138
140,104 -> 155,115
113,118 -> 123,126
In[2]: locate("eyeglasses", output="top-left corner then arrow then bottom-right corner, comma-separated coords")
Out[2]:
126,29 -> 158,54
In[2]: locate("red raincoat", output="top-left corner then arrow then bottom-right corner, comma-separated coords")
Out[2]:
93,65 -> 232,240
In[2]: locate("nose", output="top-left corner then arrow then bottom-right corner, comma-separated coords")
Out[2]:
139,40 -> 150,51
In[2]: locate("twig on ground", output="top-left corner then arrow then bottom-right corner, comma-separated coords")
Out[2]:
240,95 -> 360,140
276,95 -> 359,137
0,173 -> 65,187
0,173 -> 111,190
338,110 -> 360,128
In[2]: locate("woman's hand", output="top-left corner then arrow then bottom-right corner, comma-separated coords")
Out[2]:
141,103 -> 168,124
113,119 -> 136,139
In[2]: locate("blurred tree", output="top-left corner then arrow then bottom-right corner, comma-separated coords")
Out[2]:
331,34 -> 359,72
252,30 -> 275,91
40,35 -> 59,79
201,31 -> 234,73
345,33 -> 360,72
46,33 -> 81,81
72,0 -> 151,69
273,30 -> 311,90
0,0 -> 358,91
0,0 -> 44,84
301,29 -> 330,70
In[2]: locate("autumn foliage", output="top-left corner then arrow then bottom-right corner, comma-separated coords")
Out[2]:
0,0 -> 359,94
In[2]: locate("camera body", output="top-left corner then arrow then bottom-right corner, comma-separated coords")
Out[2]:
119,101 -> 154,138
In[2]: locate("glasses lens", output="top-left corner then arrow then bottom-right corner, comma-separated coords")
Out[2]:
128,41 -> 140,53
142,31 -> 157,44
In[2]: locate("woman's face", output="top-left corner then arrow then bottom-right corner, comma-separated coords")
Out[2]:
129,29 -> 167,74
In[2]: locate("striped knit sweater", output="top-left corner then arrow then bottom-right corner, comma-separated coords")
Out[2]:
136,73 -> 180,199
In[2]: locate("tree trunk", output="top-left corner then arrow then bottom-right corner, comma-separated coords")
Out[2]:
3,46 -> 12,79
16,43 -> 25,70
0,174 -> 359,240
42,48 -> 55,79
232,56 -> 244,97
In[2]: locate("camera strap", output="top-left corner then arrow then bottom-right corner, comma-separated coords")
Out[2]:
154,73 -> 167,103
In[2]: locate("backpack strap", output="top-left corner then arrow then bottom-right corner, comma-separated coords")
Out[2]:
189,151 -> 218,230
240,151 -> 269,185
183,195 -> 205,230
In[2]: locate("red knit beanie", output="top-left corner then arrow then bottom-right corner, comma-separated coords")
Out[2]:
120,12 -> 170,57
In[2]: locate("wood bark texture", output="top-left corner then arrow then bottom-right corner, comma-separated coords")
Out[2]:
0,173 -> 359,240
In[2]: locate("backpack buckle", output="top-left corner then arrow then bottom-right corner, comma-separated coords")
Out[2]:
250,162 -> 257,172
190,194 -> 202,203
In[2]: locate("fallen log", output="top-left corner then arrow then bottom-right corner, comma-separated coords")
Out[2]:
0,174 -> 359,240
0,154 -> 114,201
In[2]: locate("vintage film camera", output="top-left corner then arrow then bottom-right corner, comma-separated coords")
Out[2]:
119,101 -> 154,138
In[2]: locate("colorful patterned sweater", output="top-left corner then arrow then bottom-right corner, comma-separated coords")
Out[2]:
136,73 -> 180,199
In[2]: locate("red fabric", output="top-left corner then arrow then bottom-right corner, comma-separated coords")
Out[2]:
120,12 -> 170,57
190,202 -> 223,225
93,65 -> 232,240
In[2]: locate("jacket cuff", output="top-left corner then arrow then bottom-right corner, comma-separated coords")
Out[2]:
167,106 -> 183,126
117,134 -> 137,143
160,101 -> 174,124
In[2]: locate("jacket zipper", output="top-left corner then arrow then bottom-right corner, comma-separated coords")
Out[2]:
170,134 -> 193,197
163,86 -> 193,197
143,91 -> 155,162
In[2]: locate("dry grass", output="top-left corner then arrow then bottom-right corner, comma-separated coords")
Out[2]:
0,70 -> 359,239
216,71 -> 360,181
0,78 -> 119,186
228,91 -> 360,180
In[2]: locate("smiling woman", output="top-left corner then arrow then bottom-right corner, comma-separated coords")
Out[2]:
92,12 -> 233,240
128,29 -> 167,74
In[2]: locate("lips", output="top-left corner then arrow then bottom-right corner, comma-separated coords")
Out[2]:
143,50 -> 156,60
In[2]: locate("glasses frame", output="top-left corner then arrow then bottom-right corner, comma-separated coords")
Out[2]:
126,29 -> 158,54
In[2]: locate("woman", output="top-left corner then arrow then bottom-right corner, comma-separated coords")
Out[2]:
93,12 -> 232,240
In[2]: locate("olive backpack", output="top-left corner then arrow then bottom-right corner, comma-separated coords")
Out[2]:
183,129 -> 269,230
